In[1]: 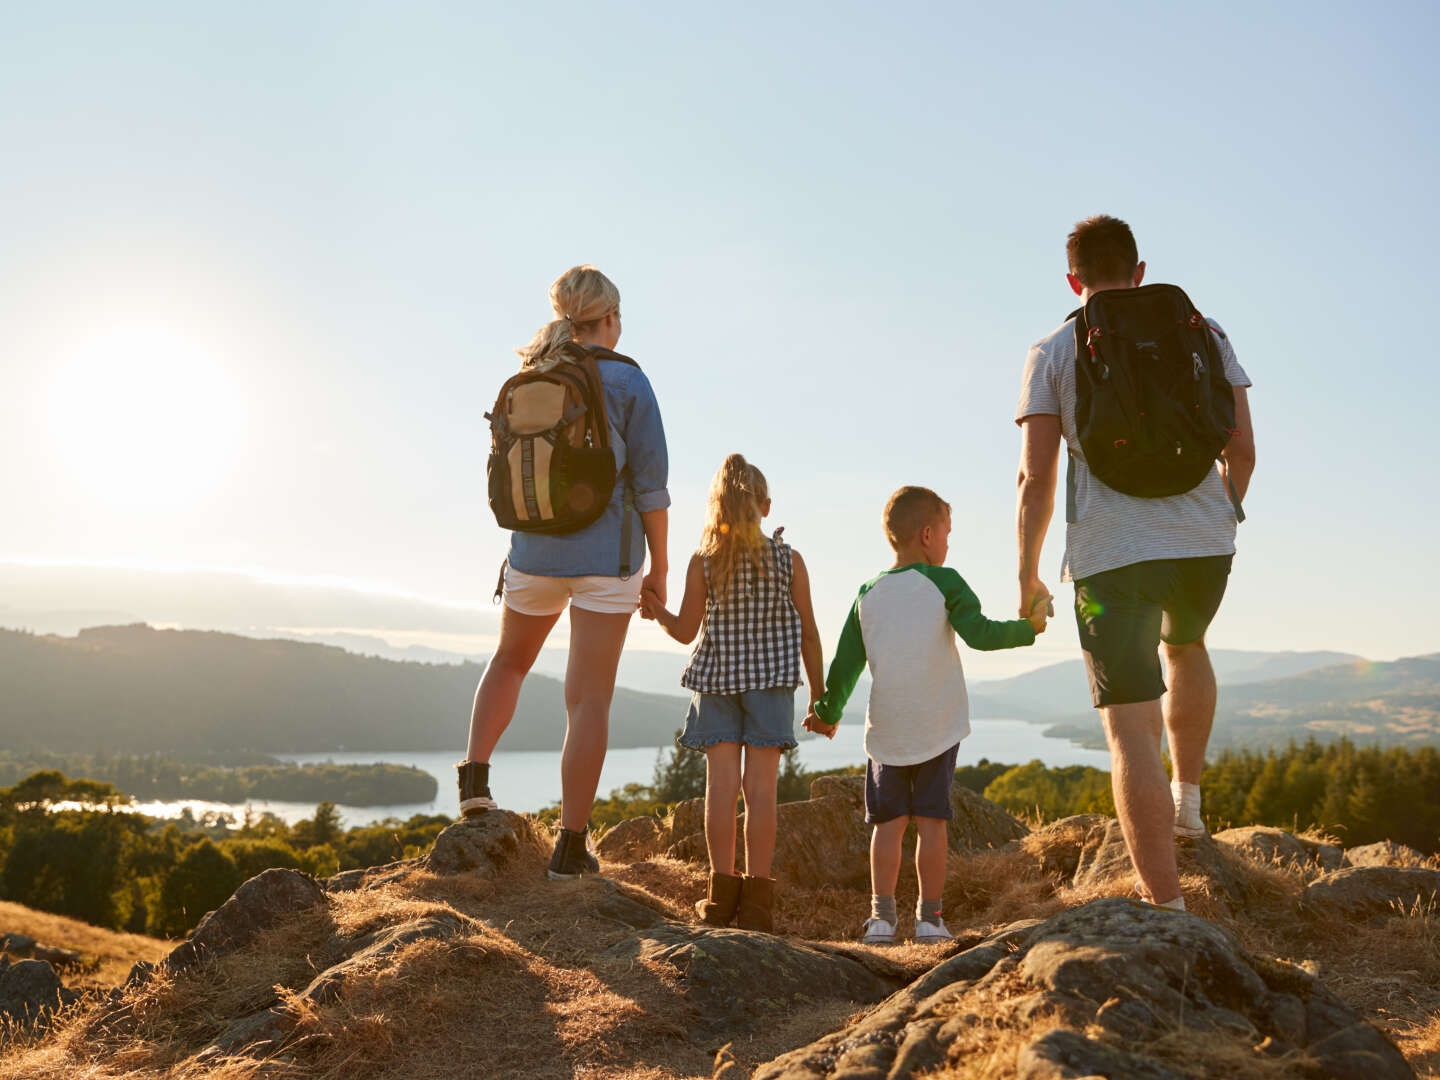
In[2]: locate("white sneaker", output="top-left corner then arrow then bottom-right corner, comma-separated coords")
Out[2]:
860,917 -> 896,945
914,918 -> 953,943
1173,815 -> 1208,839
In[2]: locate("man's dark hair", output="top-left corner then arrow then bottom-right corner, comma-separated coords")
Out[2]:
1067,215 -> 1139,287
883,486 -> 950,549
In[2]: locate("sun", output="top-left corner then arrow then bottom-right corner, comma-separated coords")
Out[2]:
47,326 -> 248,506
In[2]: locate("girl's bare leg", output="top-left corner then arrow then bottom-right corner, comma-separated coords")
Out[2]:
466,605 -> 562,764
740,745 -> 783,878
703,743 -> 743,874
559,606 -> 632,833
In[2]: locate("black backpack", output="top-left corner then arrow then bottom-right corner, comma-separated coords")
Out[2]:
485,342 -> 638,537
1071,284 -> 1237,500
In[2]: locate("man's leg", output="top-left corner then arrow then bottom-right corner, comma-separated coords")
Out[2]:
1163,638 -> 1215,836
1102,699 -> 1182,904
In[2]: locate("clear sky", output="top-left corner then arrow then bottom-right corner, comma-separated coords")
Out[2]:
2,2 -> 1436,678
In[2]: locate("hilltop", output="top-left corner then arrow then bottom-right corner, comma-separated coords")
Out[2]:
2,781 -> 1436,1078
0,625 -> 690,754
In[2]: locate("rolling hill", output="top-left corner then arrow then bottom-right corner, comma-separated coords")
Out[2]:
0,624 -> 691,755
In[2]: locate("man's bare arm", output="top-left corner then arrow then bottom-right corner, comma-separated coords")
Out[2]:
1016,415 -> 1062,616
1221,387 -> 1255,502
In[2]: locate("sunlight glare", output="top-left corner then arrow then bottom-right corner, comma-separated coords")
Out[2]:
47,327 -> 247,505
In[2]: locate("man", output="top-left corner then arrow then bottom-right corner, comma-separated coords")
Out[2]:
1014,215 -> 1256,910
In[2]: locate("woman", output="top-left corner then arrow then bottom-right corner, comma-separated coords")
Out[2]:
458,264 -> 669,879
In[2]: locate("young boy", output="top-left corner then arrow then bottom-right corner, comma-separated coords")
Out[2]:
804,486 -> 1047,944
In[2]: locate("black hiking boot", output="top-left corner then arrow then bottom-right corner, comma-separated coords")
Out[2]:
456,761 -> 497,818
546,827 -> 600,879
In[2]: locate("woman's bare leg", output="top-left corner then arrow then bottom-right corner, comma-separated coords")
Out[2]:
466,605 -> 562,764
703,743 -> 743,875
740,745 -> 782,878
559,606 -> 632,832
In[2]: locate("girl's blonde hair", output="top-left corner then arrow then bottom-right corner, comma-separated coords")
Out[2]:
517,264 -> 621,368
699,454 -> 771,595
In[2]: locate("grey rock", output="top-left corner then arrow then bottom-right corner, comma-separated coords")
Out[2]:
0,933 -> 36,956
753,898 -> 1415,1080
1345,840 -> 1427,868
425,811 -> 545,876
0,958 -> 66,1025
1071,819 -> 1250,904
302,914 -> 464,1006
609,922 -> 901,1037
32,944 -> 84,968
595,814 -> 666,861
1213,825 -> 1343,873
162,868 -> 327,975
198,1005 -> 294,1060
1303,866 -> 1440,920
321,859 -> 419,893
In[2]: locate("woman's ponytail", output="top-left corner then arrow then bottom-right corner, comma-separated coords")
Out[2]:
516,265 -> 620,367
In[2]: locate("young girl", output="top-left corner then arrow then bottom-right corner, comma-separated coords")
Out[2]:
640,454 -> 824,932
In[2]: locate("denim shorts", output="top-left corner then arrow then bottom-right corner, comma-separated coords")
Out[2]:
678,688 -> 798,750
864,743 -> 959,824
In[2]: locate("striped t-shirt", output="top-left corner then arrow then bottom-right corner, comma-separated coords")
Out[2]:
1015,313 -> 1252,582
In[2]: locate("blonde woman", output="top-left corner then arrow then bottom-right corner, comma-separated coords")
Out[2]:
641,454 -> 825,931
459,265 -> 670,880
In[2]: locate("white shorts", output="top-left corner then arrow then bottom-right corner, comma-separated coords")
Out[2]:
503,564 -> 642,616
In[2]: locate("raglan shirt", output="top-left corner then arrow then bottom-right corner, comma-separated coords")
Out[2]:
813,565 -> 1036,767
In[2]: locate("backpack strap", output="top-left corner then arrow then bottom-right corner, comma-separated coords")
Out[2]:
617,466 -> 636,579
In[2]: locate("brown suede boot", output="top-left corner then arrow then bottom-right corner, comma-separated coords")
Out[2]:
695,872 -> 743,926
735,875 -> 775,932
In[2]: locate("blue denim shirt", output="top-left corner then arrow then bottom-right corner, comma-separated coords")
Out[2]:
508,358 -> 670,578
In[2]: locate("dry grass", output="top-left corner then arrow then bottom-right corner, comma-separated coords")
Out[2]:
2,814 -> 1438,1079
0,900 -> 172,987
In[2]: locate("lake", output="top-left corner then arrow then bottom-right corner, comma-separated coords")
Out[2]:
127,717 -> 1112,827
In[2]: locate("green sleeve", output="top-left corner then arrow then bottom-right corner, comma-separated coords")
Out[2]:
812,592 -> 867,725
921,565 -> 1037,652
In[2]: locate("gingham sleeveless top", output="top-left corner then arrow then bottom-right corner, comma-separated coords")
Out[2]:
680,534 -> 803,694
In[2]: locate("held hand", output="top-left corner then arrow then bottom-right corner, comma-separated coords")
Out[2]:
1027,592 -> 1050,634
641,566 -> 667,610
638,587 -> 662,621
1020,578 -> 1052,622
803,708 -> 837,740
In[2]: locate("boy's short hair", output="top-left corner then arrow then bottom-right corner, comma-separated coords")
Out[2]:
883,486 -> 950,549
1067,214 -> 1138,287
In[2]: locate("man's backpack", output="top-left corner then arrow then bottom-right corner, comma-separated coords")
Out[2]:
485,342 -> 638,535
1072,283 -> 1238,500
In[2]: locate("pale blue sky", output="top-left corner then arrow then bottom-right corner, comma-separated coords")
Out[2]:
2,2 -> 1436,676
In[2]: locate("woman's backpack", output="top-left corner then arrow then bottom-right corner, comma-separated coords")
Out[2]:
485,342 -> 638,534
1072,283 -> 1237,499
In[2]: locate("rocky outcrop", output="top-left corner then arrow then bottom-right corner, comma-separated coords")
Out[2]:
752,898 -> 1415,1080
609,923 -> 904,1037
160,868 -> 327,976
1070,819 -> 1249,905
641,776 -> 1027,889
1345,841 -> 1428,868
1213,825 -> 1343,873
425,811 -> 548,876
1303,866 -> 1440,920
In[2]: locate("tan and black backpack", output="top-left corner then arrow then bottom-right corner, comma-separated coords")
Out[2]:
485,341 -> 638,539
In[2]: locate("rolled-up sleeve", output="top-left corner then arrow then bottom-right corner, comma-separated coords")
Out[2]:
624,369 -> 671,512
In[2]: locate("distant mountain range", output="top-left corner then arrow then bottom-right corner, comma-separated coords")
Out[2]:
0,625 -> 692,755
1,625 -> 1433,758
1042,653 -> 1440,751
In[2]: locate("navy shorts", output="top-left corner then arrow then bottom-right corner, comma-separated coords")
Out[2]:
864,743 -> 959,824
678,688 -> 798,750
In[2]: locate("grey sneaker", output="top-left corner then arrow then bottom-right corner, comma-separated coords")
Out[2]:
456,761 -> 497,818
546,827 -> 600,879
860,917 -> 896,945
914,917 -> 953,943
